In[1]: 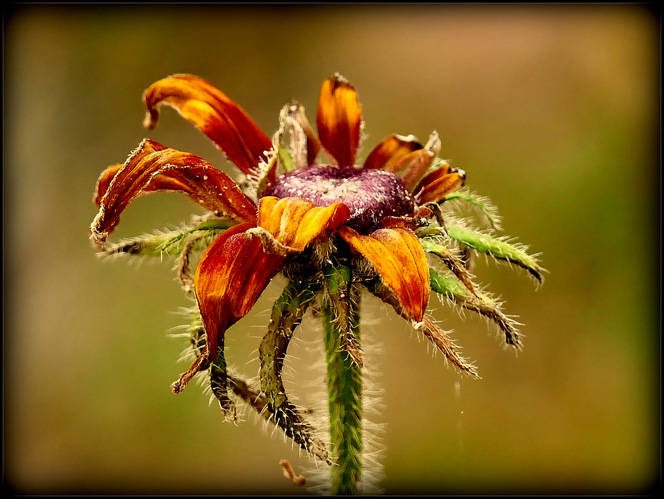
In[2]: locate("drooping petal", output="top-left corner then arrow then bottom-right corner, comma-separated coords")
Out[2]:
93,162 -> 189,206
93,164 -> 122,205
256,196 -> 350,251
149,161 -> 257,222
362,134 -> 422,171
143,74 -> 272,175
90,139 -> 257,248
413,165 -> 466,204
338,226 -> 430,321
194,223 -> 287,371
316,73 -> 362,167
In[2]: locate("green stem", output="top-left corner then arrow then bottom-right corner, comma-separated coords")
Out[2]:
323,263 -> 363,495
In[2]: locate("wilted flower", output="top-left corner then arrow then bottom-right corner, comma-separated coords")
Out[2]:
90,73 -> 543,494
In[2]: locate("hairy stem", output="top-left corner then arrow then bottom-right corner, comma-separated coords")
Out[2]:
323,263 -> 363,495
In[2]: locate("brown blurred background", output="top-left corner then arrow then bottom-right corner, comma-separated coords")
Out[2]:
4,4 -> 659,495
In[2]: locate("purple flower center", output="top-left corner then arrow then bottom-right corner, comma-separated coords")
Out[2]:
263,165 -> 415,233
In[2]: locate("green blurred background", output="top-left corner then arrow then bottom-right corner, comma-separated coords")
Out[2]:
4,4 -> 659,495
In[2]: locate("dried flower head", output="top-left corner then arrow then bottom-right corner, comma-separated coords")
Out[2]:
90,73 -> 543,493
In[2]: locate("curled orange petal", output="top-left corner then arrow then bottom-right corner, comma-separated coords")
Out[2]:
413,165 -> 466,204
93,163 -> 123,205
90,139 -> 257,248
93,162 -> 189,206
143,74 -> 272,175
339,226 -> 430,321
316,73 -> 362,167
362,134 -> 422,171
257,196 -> 350,252
194,223 -> 287,371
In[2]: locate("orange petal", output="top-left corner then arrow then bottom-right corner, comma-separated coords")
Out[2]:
316,73 -> 362,167
90,139 -> 257,248
93,163 -> 123,205
399,131 -> 441,190
339,226 -> 430,321
93,162 -> 188,206
362,134 -> 422,171
257,196 -> 350,251
194,223 -> 286,366
413,165 -> 466,204
143,74 -> 272,175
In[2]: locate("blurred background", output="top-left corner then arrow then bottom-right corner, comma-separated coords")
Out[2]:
4,4 -> 659,495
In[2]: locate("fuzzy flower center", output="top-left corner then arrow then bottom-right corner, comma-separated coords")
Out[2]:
263,165 -> 415,233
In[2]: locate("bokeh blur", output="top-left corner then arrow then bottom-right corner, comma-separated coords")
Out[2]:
4,4 -> 659,495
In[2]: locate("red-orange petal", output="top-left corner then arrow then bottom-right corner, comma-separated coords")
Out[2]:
194,223 -> 286,365
93,162 -> 189,206
143,74 -> 272,175
413,165 -> 466,204
93,163 -> 123,205
362,134 -> 422,171
399,131 -> 441,190
339,226 -> 430,321
257,196 -> 350,251
90,139 -> 257,248
316,73 -> 362,167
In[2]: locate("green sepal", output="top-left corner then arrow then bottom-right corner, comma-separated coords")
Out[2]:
443,191 -> 501,229
430,268 -> 522,348
277,145 -> 296,173
101,231 -> 185,257
446,226 -> 544,284
256,151 -> 278,197
210,341 -> 237,421
420,238 -> 478,297
157,218 -> 237,255
102,218 -> 235,258
258,277 -> 330,464
364,276 -> 480,378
